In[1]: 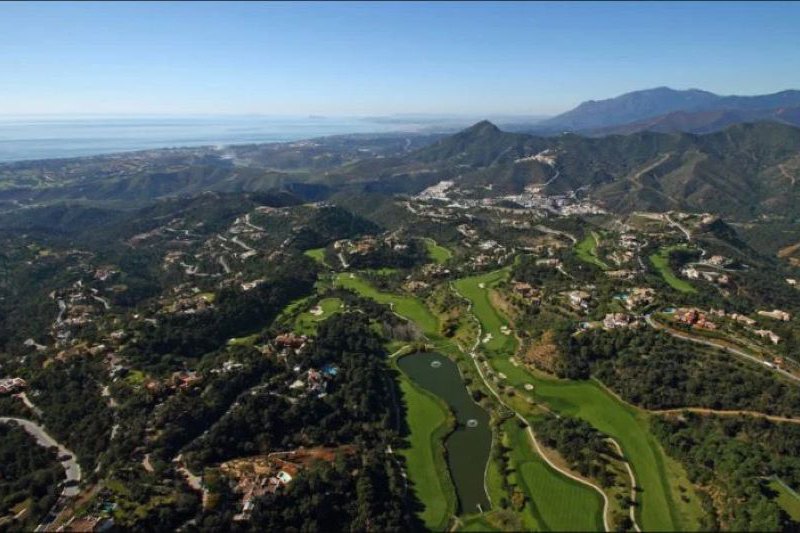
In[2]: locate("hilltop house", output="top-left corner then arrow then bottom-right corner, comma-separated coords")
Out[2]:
754,329 -> 781,345
274,333 -> 307,350
567,290 -> 591,311
731,313 -> 756,326
757,309 -> 791,322
0,377 -> 26,395
675,308 -> 717,330
172,370 -> 202,390
603,313 -> 638,329
622,287 -> 655,310
512,281 -> 540,302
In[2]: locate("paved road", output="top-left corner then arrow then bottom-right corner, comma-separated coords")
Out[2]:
218,256 -> 231,274
626,155 -> 673,205
543,169 -> 561,187
645,314 -> 800,384
779,164 -> 797,187
0,417 -> 82,495
664,214 -> 692,241
91,294 -> 111,310
173,454 -> 203,491
14,391 -> 44,417
534,224 -> 577,244
231,236 -> 255,252
450,282 -> 634,532
243,213 -> 267,232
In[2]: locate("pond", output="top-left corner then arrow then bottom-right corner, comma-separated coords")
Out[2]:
398,352 -> 492,515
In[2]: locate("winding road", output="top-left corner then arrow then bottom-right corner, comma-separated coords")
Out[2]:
0,417 -> 82,495
645,314 -> 800,384
0,417 -> 82,532
450,282 -> 642,532
534,224 -> 577,244
664,213 -> 692,241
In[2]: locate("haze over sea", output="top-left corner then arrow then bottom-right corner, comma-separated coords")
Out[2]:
0,115 -> 437,163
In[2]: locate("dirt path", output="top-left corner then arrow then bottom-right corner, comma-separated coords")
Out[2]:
627,154 -> 673,197
651,408 -> 800,424
606,438 -> 641,532
779,164 -> 797,187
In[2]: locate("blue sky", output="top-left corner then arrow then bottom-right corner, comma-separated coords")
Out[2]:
1,1 -> 799,116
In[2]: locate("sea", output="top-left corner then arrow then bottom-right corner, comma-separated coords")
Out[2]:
0,115 -> 435,163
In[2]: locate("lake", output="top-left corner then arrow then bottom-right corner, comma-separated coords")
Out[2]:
398,351 -> 492,515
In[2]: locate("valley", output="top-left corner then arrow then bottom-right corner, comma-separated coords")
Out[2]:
1,120 -> 799,532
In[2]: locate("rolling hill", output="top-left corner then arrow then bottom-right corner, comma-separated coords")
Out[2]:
2,119 -> 800,224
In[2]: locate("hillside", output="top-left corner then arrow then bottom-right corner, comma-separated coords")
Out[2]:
2,120 -> 800,223
379,120 -> 800,220
2,120 -> 800,533
589,106 -> 800,136
539,87 -> 800,133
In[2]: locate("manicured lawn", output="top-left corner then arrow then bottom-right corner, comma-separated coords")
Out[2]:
484,446 -> 507,517
486,349 -> 703,531
769,478 -> 800,522
453,269 -> 515,355
456,268 -> 703,531
335,273 -> 439,336
336,271 -> 692,530
396,364 -> 456,530
575,231 -> 609,270
294,297 -> 343,334
505,419 -> 604,532
528,375 -> 701,531
649,246 -> 697,293
304,247 -> 328,266
425,238 -> 453,264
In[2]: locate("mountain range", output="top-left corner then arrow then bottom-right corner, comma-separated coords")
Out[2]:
535,87 -> 800,135
3,118 -> 799,226
400,120 -> 800,219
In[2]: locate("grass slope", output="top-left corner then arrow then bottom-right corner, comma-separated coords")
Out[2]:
425,238 -> 453,264
505,420 -> 604,532
396,362 -> 457,530
303,247 -> 329,267
649,246 -> 697,293
453,269 -> 515,355
335,273 -> 439,335
575,231 -> 609,270
455,269 -> 703,531
294,297 -> 343,335
769,478 -> 800,522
